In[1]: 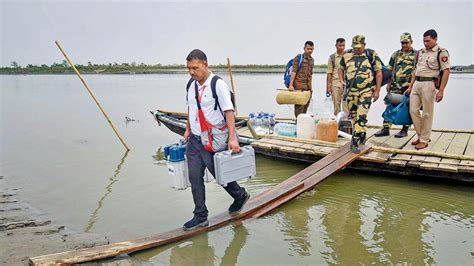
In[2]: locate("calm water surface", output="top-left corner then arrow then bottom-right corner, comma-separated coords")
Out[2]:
1,74 -> 473,265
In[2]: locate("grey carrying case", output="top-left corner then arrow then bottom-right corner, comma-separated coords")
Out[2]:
213,145 -> 256,187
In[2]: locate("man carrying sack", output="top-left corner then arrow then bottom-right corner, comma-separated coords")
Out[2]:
183,49 -> 249,231
374,32 -> 416,138
288,41 -> 315,117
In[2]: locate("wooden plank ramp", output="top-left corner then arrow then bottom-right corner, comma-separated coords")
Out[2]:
29,143 -> 370,265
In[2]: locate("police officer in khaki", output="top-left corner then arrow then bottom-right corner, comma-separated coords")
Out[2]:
406,29 -> 450,150
326,38 -> 349,116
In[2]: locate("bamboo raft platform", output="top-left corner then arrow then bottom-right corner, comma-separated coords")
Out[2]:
30,143 -> 369,265
155,110 -> 474,182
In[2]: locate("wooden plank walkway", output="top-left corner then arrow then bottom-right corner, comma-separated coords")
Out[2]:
29,143 -> 369,265
459,135 -> 474,173
251,130 -> 474,175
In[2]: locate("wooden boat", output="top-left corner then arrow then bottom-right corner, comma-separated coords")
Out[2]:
154,110 -> 474,182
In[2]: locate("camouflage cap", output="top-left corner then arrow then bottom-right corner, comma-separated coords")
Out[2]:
400,32 -> 412,42
351,34 -> 365,48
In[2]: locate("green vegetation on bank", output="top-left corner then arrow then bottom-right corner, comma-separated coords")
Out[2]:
1,60 -> 473,74
0,61 -> 296,74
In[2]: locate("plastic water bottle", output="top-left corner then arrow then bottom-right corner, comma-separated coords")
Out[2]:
290,123 -> 297,137
254,112 -> 262,134
277,123 -> 296,137
260,114 -> 267,134
263,113 -> 270,134
269,113 -> 276,134
323,95 -> 333,118
249,113 -> 256,128
274,123 -> 280,135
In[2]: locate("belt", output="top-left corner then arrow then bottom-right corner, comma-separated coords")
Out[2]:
415,76 -> 435,82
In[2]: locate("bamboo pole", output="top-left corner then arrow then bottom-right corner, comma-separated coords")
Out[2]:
371,146 -> 474,161
55,40 -> 130,151
247,121 -> 259,139
259,134 -> 474,161
227,58 -> 238,116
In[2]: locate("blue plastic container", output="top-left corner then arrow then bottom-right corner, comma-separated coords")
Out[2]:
165,143 -> 187,162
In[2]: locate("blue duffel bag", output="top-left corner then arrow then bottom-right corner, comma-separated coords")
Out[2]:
382,95 -> 412,125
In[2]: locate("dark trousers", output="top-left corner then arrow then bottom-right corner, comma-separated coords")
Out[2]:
186,134 -> 245,219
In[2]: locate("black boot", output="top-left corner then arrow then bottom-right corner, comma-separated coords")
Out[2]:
394,126 -> 409,138
374,127 -> 389,137
359,132 -> 367,145
351,135 -> 360,154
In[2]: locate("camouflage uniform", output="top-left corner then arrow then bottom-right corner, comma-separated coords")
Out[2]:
382,33 -> 416,128
340,35 -> 382,143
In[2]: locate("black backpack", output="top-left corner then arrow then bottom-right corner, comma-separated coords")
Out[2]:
186,75 -> 235,114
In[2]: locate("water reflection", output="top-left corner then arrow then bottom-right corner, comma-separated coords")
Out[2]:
169,235 -> 216,266
85,150 -> 129,232
278,194 -> 312,257
313,176 -> 473,264
220,225 -> 249,266
151,146 -> 165,163
131,225 -> 249,265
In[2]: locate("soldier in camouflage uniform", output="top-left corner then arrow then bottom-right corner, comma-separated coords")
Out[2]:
374,33 -> 416,138
338,35 -> 382,153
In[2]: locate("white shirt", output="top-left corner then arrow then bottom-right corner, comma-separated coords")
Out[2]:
186,72 -> 234,136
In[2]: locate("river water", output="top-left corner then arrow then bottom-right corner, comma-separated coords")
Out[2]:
1,73 -> 473,265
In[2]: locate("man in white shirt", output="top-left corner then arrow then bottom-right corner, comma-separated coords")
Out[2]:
183,49 -> 249,231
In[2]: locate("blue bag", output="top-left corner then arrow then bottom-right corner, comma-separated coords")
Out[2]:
382,95 -> 412,125
283,54 -> 304,88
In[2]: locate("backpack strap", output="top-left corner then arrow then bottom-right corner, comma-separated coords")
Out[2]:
186,77 -> 194,101
210,75 -> 236,120
210,75 -> 221,111
296,54 -> 304,72
194,81 -> 201,110
330,53 -> 336,69
364,49 -> 375,78
365,49 -> 374,68
414,50 -> 420,66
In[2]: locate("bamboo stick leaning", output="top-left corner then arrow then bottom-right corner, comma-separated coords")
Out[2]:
55,40 -> 130,151
227,57 -> 238,116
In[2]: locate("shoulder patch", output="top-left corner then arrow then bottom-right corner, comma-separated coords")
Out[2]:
442,56 -> 448,62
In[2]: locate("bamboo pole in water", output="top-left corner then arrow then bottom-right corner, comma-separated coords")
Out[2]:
55,40 -> 130,151
227,58 -> 238,116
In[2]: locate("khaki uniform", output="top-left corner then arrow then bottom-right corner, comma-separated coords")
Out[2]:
340,49 -> 382,135
327,52 -> 349,116
410,45 -> 450,143
292,55 -> 314,117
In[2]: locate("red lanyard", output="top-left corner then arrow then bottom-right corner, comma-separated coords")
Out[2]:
197,85 -> 207,103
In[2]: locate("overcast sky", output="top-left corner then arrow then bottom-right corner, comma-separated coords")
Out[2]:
1,0 -> 472,67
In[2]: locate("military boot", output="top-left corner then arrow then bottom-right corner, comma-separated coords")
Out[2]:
374,127 -> 389,137
359,132 -> 367,145
394,126 -> 409,138
351,135 -> 360,154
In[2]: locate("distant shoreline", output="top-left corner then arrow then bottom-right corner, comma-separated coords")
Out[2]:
1,67 -> 473,75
